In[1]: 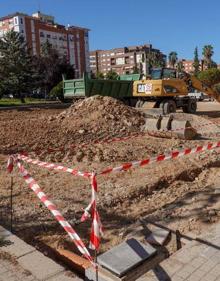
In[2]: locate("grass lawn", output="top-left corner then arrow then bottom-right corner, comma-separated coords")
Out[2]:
0,98 -> 53,107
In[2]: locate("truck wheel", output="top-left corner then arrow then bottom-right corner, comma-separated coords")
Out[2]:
183,99 -> 197,113
161,100 -> 177,115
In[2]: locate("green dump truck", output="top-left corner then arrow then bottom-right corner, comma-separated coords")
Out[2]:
63,73 -> 141,106
63,68 -> 220,113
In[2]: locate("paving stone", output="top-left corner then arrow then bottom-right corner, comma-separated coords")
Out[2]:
169,274 -> 184,281
209,264 -> 220,277
186,274 -> 201,281
153,258 -> 184,277
97,238 -> 157,277
18,251 -> 64,280
47,271 -> 82,281
191,267 -> 209,278
202,273 -> 219,281
190,256 -> 207,269
0,263 -> 8,274
175,264 -> 196,279
199,259 -> 219,272
0,234 -> 36,258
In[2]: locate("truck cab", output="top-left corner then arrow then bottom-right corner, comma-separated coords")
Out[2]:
151,68 -> 177,80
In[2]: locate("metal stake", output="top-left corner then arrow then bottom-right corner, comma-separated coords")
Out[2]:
95,250 -> 98,281
10,176 -> 13,233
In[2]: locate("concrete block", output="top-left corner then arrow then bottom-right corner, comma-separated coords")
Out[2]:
18,250 -> 64,280
0,234 -> 35,258
86,253 -> 164,281
146,227 -> 170,245
0,226 -> 12,238
97,238 -> 156,277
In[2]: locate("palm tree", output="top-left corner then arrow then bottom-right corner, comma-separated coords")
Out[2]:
202,45 -> 214,69
168,52 -> 178,68
177,60 -> 184,73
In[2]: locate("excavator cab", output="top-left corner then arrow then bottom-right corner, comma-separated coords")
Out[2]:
151,68 -> 177,80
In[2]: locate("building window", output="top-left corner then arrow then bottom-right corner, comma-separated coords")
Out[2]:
116,57 -> 125,65
14,18 -> 18,25
20,18 -> 23,24
47,34 -> 51,38
40,31 -> 44,38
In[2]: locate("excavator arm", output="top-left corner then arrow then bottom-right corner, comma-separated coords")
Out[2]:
182,72 -> 220,103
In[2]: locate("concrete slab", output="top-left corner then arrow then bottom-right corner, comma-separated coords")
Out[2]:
97,238 -> 157,277
18,250 -> 64,280
0,234 -> 35,258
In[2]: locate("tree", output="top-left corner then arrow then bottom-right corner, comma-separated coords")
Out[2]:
177,60 -> 185,72
0,30 -> 37,102
133,66 -> 140,74
193,47 -> 200,76
35,40 -> 75,94
197,68 -> 220,87
95,71 -> 104,79
202,45 -> 214,69
168,52 -> 178,68
148,52 -> 166,68
49,81 -> 64,101
214,83 -> 220,94
105,70 -> 119,80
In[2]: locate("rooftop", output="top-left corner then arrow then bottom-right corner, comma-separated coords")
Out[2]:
0,11 -> 90,31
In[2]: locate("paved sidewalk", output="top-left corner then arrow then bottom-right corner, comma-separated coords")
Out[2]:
0,257 -> 38,281
138,222 -> 220,281
0,226 -> 82,281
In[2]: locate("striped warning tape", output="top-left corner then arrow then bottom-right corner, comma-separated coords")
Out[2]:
14,155 -> 103,252
7,156 -> 94,264
19,155 -> 91,178
99,141 -> 220,175
81,173 -> 103,251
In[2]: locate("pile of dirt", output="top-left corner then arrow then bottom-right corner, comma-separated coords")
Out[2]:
57,95 -> 146,140
0,96 -> 146,155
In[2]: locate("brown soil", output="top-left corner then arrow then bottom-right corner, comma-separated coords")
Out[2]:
1,99 -> 220,257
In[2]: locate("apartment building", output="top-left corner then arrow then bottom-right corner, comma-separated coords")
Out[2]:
0,11 -> 90,77
90,44 -> 166,76
181,60 -> 194,73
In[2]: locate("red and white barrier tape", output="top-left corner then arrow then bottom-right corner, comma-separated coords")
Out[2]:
19,155 -> 91,178
81,174 -> 103,250
7,156 -> 94,264
99,141 -> 220,175
12,155 -> 103,252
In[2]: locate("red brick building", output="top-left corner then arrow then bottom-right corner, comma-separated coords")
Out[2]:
90,44 -> 166,76
0,11 -> 90,77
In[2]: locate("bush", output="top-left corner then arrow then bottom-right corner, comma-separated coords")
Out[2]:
198,68 -> 220,87
49,81 -> 64,101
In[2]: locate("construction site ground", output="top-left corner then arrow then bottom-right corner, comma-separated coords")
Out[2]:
1,99 -> 220,267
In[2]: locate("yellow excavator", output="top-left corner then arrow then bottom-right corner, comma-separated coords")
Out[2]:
133,68 -> 220,114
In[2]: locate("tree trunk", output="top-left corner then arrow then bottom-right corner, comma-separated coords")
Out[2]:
19,92 -> 25,103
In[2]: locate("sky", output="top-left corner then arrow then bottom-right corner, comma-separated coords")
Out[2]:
0,0 -> 219,61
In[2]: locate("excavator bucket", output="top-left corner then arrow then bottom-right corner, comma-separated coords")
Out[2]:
144,115 -> 198,140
